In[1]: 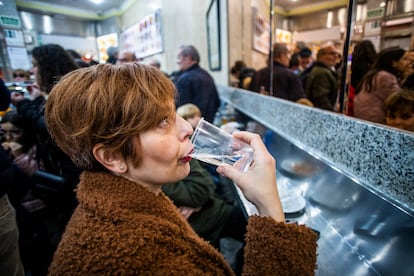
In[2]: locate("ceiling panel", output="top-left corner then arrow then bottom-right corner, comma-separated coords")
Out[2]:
16,0 -> 348,19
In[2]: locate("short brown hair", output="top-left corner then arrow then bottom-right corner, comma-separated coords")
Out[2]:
45,63 -> 176,171
384,89 -> 414,117
273,43 -> 289,58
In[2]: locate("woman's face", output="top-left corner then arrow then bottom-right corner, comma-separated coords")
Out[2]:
31,58 -> 40,84
393,52 -> 413,74
123,113 -> 194,192
1,122 -> 24,143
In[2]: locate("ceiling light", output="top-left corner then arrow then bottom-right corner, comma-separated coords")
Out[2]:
43,15 -> 52,34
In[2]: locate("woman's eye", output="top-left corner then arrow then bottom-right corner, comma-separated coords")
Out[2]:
159,117 -> 170,128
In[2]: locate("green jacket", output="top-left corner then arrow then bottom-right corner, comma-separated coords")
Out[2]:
163,159 -> 232,244
305,62 -> 338,110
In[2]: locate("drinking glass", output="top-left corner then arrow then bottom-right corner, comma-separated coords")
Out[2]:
190,118 -> 254,172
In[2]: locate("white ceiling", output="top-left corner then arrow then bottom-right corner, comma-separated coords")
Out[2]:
17,0 -> 127,13
15,0 -> 341,20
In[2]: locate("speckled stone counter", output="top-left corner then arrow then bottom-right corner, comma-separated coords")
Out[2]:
217,85 -> 414,215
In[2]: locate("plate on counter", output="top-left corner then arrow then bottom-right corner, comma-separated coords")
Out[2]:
279,159 -> 322,179
277,178 -> 307,214
280,193 -> 307,214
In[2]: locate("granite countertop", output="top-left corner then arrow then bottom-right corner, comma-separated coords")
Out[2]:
217,85 -> 414,215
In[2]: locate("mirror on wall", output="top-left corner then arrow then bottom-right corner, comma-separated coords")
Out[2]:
264,0 -> 414,133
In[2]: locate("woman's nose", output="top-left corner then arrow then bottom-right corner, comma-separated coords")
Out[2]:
177,114 -> 193,138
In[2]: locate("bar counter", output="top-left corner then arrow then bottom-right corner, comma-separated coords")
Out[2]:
217,85 -> 414,275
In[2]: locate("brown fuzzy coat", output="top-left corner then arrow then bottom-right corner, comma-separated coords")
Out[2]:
48,171 -> 317,275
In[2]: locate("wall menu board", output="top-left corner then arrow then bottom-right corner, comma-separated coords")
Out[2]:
252,7 -> 270,55
121,9 -> 164,59
7,47 -> 31,70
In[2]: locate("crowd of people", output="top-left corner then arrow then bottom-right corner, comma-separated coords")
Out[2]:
230,40 -> 414,132
1,38 -> 413,275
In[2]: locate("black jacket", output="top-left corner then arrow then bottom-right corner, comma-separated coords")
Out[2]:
175,64 -> 220,123
250,61 -> 306,102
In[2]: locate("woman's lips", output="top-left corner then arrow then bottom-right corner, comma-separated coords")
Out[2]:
179,156 -> 192,162
179,149 -> 194,163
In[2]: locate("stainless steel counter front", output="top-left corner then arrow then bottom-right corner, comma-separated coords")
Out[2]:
265,130 -> 414,275
216,86 -> 414,275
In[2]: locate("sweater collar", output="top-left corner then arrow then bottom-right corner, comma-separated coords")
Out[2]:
77,171 -> 181,222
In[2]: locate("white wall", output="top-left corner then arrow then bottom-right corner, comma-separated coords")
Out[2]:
40,34 -> 98,59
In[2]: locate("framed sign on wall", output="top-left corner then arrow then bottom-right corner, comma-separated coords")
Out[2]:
206,0 -> 221,71
121,9 -> 164,59
252,7 -> 270,54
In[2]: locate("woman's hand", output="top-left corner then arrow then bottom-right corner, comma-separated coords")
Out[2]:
216,131 -> 285,222
2,141 -> 24,157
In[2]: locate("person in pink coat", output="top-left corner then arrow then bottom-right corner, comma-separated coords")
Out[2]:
354,47 -> 406,124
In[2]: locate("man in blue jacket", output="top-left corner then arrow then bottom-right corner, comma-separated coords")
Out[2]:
175,45 -> 220,123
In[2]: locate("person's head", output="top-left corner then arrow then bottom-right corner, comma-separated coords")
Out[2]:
12,69 -> 30,82
149,59 -> 161,69
177,103 -> 202,129
273,43 -> 290,67
176,45 -> 200,71
107,46 -> 118,57
230,60 -> 247,78
106,46 -> 119,64
317,43 -> 340,68
31,44 -> 79,94
1,110 -> 34,151
298,47 -> 312,69
350,40 -> 377,88
384,89 -> 414,132
396,49 -> 414,78
357,47 -> 406,93
352,40 -> 377,62
116,51 -> 137,64
45,63 -> 194,188
372,47 -> 406,75
295,41 -> 306,53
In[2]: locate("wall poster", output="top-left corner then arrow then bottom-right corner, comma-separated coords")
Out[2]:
275,29 -> 292,44
252,7 -> 270,54
121,9 -> 164,59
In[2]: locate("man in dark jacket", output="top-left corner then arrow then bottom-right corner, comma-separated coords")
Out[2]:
175,45 -> 220,123
304,44 -> 339,110
249,43 -> 308,103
